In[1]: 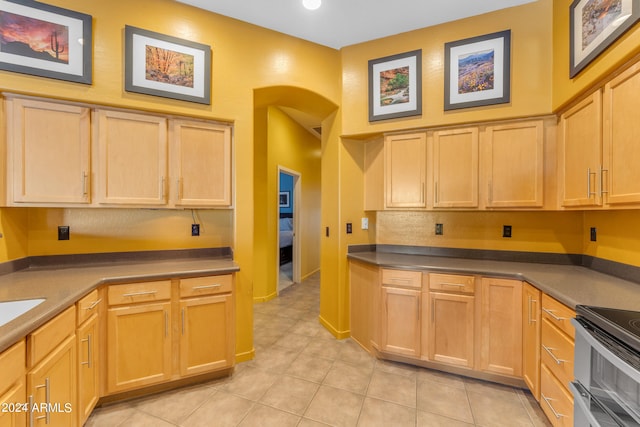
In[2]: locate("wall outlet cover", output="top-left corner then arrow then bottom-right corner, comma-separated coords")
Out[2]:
503,225 -> 512,238
191,224 -> 200,236
58,226 -> 70,240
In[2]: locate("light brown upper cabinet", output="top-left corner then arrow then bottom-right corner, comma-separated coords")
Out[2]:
169,119 -> 232,207
558,90 -> 603,207
603,62 -> 640,205
384,132 -> 427,208
432,127 -> 479,208
95,109 -> 168,206
5,96 -> 91,205
483,120 -> 544,208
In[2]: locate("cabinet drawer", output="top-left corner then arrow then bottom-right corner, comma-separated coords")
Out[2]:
541,294 -> 575,339
108,280 -> 171,306
429,273 -> 475,293
0,340 -> 25,388
540,364 -> 574,427
27,305 -> 75,368
76,289 -> 102,325
180,275 -> 233,298
381,269 -> 422,289
541,319 -> 574,389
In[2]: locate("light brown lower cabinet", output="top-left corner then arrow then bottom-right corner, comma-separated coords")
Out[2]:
428,291 -> 475,368
380,286 -> 421,357
478,278 -> 522,377
0,340 -> 27,427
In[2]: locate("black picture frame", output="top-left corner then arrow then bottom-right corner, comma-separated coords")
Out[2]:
279,191 -> 290,208
124,25 -> 211,104
570,0 -> 640,78
444,30 -> 511,111
0,0 -> 92,84
368,49 -> 422,122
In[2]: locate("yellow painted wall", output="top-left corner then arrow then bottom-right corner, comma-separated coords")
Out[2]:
552,0 -> 640,110
376,211 -> 583,255
340,0 -> 553,136
0,0 -> 341,360
251,106 -> 321,301
0,209 -> 28,261
584,211 -> 640,268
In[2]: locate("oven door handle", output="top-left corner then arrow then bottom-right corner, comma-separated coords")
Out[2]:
571,318 -> 640,383
570,381 -> 626,427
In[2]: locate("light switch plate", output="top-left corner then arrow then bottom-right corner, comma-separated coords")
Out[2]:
361,218 -> 369,230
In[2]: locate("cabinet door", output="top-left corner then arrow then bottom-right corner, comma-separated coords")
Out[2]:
7,97 -> 90,204
380,287 -> 420,357
522,282 -> 541,401
428,292 -> 474,368
559,91 -> 603,207
0,340 -> 26,427
77,314 -> 99,426
603,62 -> 640,205
484,121 -> 544,207
27,335 -> 76,427
433,127 -> 479,208
170,119 -> 232,207
478,278 -> 522,377
107,302 -> 171,393
384,133 -> 426,208
179,294 -> 234,377
349,261 -> 379,352
95,110 -> 167,205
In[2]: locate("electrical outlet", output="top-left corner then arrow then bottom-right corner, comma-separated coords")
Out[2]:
590,227 -> 597,242
503,225 -> 512,238
435,223 -> 443,235
346,223 -> 352,234
191,224 -> 200,236
58,226 -> 70,240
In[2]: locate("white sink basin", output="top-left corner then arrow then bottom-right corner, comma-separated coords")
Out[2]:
0,298 -> 46,327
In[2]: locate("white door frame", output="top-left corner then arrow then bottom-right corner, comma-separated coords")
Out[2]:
277,166 -> 301,289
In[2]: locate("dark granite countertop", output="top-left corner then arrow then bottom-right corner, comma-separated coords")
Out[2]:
348,251 -> 640,311
0,256 -> 239,353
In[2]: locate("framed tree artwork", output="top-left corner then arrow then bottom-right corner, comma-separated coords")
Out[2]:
368,49 -> 422,121
124,25 -> 211,104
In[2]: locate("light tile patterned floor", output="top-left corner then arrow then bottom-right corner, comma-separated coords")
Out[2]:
86,272 -> 552,427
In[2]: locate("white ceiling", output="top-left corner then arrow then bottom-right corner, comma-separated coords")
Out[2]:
177,0 -> 536,49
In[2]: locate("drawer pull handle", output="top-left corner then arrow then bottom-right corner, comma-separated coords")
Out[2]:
389,277 -> 412,283
122,290 -> 157,298
542,344 -> 569,365
541,393 -> 566,419
85,298 -> 102,310
542,308 -> 567,321
34,378 -> 51,424
192,284 -> 222,290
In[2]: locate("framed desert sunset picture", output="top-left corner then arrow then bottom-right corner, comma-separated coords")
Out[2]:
125,25 -> 211,104
368,49 -> 422,122
0,0 -> 92,83
444,30 -> 511,111
570,0 -> 640,78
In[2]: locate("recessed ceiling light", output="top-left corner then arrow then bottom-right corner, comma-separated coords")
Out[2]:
302,0 -> 321,11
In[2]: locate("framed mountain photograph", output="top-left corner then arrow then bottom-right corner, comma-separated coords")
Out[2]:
444,30 -> 511,111
0,0 -> 92,84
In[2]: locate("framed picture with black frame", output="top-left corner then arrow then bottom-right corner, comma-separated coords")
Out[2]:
124,25 -> 211,104
0,0 -> 92,84
444,30 -> 511,111
368,49 -> 422,122
279,191 -> 290,208
570,0 -> 640,78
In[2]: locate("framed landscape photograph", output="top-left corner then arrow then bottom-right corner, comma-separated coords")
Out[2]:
570,0 -> 640,78
0,0 -> 92,84
368,49 -> 422,122
125,25 -> 211,104
444,30 -> 511,111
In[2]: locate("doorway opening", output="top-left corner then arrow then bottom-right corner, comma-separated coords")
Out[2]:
278,167 -> 301,293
